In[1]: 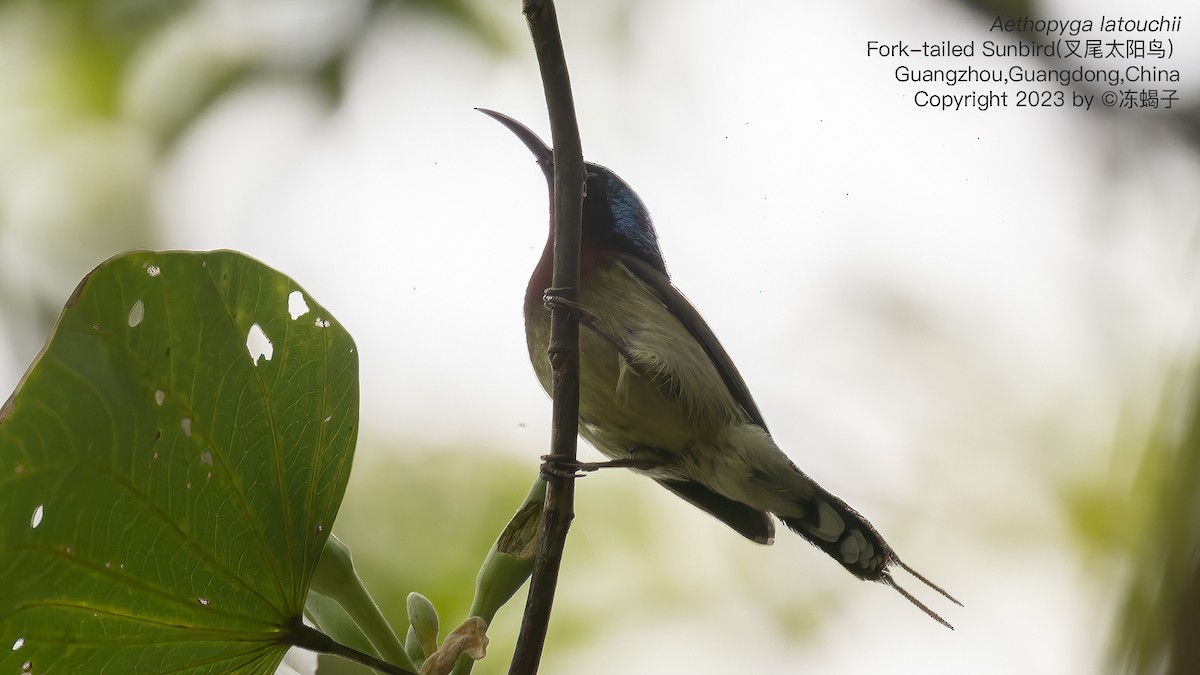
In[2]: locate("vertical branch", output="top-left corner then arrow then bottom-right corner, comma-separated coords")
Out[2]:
508,0 -> 584,674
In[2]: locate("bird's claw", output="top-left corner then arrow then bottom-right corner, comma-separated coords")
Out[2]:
539,454 -> 600,479
542,287 -> 641,365
539,454 -> 660,479
542,287 -> 592,318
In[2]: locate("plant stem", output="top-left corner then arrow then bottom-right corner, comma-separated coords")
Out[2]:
507,0 -> 585,673
286,618 -> 416,675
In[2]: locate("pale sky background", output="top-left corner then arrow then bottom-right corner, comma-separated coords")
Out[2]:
2,0 -> 1199,673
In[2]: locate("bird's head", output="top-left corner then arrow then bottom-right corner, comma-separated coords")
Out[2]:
480,108 -> 667,275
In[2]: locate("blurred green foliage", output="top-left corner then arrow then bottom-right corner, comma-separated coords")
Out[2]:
316,453 -> 502,675
0,0 -> 513,364
1109,377 -> 1200,675
1061,367 -> 1200,675
0,0 -> 508,133
323,446 -> 830,674
956,0 -> 1032,24
322,450 -> 534,675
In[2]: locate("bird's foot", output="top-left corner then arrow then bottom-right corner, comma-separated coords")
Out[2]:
539,454 -> 658,479
542,287 -> 640,365
539,455 -> 599,479
542,287 -> 595,320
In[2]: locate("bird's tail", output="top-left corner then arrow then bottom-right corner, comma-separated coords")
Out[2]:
777,486 -> 961,628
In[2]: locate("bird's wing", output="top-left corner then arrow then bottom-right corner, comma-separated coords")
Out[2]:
617,254 -> 769,431
655,478 -> 774,544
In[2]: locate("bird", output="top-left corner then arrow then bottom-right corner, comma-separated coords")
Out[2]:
479,108 -> 961,628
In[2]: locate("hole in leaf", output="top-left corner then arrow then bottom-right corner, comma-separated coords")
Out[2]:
127,300 -> 144,327
30,505 -> 43,529
288,291 -> 310,320
181,418 -> 192,438
246,324 -> 273,364
12,637 -> 23,650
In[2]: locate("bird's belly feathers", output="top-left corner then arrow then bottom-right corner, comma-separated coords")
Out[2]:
525,261 -> 746,473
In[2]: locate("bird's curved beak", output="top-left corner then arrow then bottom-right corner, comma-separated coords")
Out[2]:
477,108 -> 553,183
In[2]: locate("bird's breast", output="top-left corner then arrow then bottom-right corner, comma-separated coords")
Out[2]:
524,257 -> 746,462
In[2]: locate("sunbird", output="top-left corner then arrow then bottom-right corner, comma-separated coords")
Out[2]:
482,108 -> 960,628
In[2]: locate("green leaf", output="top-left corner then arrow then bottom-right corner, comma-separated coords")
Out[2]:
0,250 -> 358,674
